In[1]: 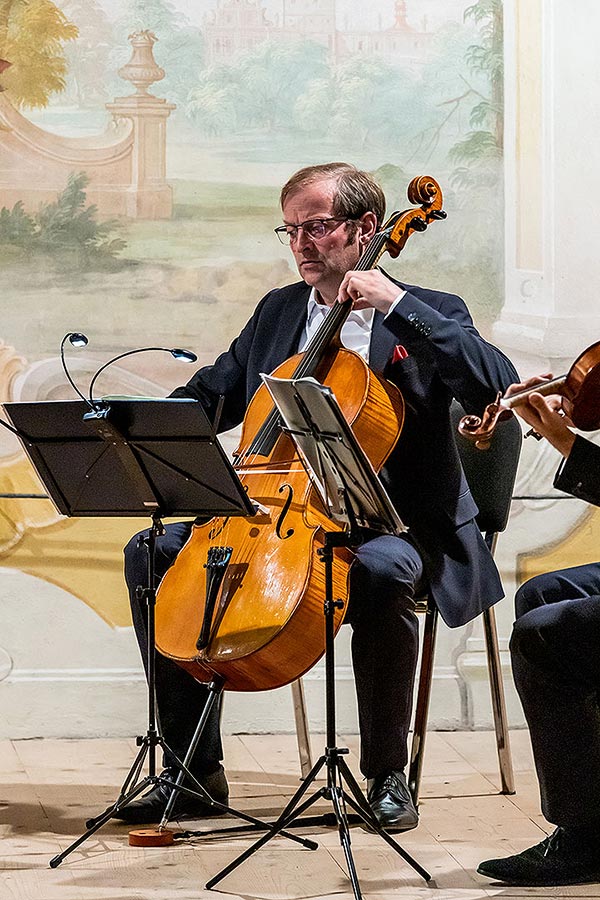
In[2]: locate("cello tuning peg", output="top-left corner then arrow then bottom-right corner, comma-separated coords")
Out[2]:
431,209 -> 447,220
410,216 -> 428,232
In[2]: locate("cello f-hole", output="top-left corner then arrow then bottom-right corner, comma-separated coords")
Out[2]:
276,483 -> 295,540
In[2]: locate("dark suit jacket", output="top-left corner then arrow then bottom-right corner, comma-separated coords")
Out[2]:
172,279 -> 518,627
554,436 -> 600,507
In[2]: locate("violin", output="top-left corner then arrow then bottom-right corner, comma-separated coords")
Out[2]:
154,176 -> 447,693
458,340 -> 600,449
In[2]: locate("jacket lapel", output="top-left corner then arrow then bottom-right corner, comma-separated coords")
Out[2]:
284,286 -> 311,358
369,310 -> 398,373
264,284 -> 310,373
274,284 -> 407,376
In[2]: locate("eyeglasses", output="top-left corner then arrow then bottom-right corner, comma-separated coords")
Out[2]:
274,216 -> 354,245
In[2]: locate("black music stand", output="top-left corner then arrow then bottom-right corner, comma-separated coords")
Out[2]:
2,397 -> 316,866
204,377 -> 430,898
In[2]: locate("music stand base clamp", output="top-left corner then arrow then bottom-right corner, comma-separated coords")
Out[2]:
204,531 -> 431,898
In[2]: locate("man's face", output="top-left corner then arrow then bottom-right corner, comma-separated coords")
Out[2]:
281,179 -> 374,304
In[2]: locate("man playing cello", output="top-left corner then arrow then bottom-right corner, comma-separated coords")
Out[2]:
116,162 -> 518,831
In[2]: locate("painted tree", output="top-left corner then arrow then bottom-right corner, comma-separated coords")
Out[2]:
60,0 -> 114,106
186,40 -> 328,135
447,0 -> 505,327
450,0 -> 503,172
0,0 -> 78,108
295,57 -> 433,155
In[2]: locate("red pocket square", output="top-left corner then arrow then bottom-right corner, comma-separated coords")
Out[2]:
392,344 -> 409,363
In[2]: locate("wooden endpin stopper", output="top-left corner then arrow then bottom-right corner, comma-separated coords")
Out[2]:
128,828 -> 175,847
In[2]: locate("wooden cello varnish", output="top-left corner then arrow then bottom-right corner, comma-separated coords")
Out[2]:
155,349 -> 403,691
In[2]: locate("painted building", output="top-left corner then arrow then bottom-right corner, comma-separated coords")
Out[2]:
203,0 -> 277,62
204,0 -> 433,66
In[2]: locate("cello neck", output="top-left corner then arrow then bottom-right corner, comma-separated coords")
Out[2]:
244,228 -> 390,458
294,226 -> 391,378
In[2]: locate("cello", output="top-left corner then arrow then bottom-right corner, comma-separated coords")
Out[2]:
154,176 -> 447,692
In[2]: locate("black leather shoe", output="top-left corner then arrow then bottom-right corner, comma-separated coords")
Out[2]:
112,766 -> 229,824
367,770 -> 418,832
477,827 -> 600,886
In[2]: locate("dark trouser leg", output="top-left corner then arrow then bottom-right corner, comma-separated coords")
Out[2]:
124,521 -> 224,777
511,564 -> 600,827
346,534 -> 425,778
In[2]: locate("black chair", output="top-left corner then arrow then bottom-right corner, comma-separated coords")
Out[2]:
291,402 -> 523,786
407,401 -> 523,804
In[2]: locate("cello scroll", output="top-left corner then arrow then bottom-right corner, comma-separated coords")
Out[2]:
384,176 -> 447,259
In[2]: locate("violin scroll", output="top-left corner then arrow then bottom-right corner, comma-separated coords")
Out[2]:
457,393 -> 512,450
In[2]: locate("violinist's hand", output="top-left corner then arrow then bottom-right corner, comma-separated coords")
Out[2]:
336,269 -> 402,314
506,375 -> 576,458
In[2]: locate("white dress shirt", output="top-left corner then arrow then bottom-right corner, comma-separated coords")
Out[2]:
297,289 -> 375,362
297,287 -> 406,362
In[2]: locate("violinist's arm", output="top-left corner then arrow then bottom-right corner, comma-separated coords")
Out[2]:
553,433 -> 600,507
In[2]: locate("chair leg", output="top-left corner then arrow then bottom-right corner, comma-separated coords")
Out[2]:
408,603 -> 438,805
482,605 -> 515,794
290,678 -> 313,778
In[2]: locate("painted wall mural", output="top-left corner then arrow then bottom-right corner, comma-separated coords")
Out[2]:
0,0 -> 504,617
1,0 -> 595,736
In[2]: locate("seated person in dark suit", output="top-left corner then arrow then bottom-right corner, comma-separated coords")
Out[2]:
116,162 -> 518,830
479,379 -> 600,886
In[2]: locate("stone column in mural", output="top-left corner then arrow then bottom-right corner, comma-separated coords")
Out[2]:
495,1 -> 600,371
106,31 -> 176,219
456,0 -> 600,730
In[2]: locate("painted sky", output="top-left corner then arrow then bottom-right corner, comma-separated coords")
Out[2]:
97,0 -> 468,32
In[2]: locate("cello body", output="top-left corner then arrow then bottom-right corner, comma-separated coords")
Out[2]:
155,348 -> 404,691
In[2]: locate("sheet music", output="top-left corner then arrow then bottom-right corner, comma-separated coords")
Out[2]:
262,374 -> 406,536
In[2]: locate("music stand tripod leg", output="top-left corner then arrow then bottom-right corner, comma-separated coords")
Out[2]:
205,758 -> 331,890
156,678 -> 316,846
335,754 -> 431,881
49,513 -> 182,867
205,533 -> 431,897
152,674 -> 319,849
319,534 -> 430,887
328,783 -> 362,899
158,676 -> 224,827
